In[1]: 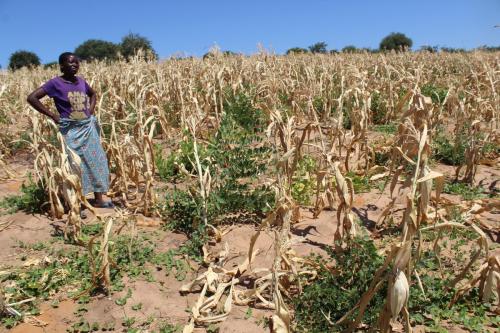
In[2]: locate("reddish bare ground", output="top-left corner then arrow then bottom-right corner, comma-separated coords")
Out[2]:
0,156 -> 498,332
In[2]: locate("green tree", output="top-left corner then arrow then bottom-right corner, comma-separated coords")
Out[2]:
441,47 -> 466,53
285,47 -> 309,55
308,42 -> 328,54
222,50 -> 238,56
120,33 -> 157,60
420,45 -> 438,53
379,32 -> 413,51
342,45 -> 358,53
8,50 -> 41,70
74,39 -> 119,61
43,61 -> 58,69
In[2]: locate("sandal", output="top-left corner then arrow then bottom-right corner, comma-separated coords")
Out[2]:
94,201 -> 114,209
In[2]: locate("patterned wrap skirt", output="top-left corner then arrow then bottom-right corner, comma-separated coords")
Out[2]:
59,116 -> 110,195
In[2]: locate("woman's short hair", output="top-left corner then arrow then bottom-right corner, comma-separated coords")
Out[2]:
58,52 -> 75,65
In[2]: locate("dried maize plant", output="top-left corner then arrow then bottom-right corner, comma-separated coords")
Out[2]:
186,116 -> 212,227
0,83 -> 15,178
342,68 -> 371,174
310,159 -> 336,218
451,254 -> 499,312
45,132 -> 97,242
180,245 -> 240,332
258,110 -> 315,332
79,215 -> 115,295
27,111 -> 97,242
450,103 -> 491,184
180,111 -> 319,332
417,218 -> 494,306
104,109 -> 158,216
330,161 -> 356,244
338,91 -> 447,332
0,155 -> 15,180
78,210 -> 134,297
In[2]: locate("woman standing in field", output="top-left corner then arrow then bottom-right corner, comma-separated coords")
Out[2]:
27,52 -> 113,208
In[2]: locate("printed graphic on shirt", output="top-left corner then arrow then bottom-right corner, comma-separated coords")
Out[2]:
68,91 -> 89,113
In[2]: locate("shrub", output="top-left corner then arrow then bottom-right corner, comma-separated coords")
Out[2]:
370,91 -> 387,124
380,32 -> 413,51
74,39 -> 119,61
0,174 -> 47,214
161,92 -> 274,258
341,45 -> 358,53
8,50 -> 40,70
120,33 -> 157,60
285,47 -> 309,55
293,237 -> 386,332
443,182 -> 487,200
308,42 -> 328,54
433,130 -> 466,166
421,84 -> 448,104
292,156 -> 316,206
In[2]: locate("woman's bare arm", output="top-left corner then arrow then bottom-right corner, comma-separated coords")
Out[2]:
87,86 -> 97,115
27,88 -> 60,123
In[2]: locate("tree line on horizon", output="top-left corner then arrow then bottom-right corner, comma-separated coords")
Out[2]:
6,32 -> 500,71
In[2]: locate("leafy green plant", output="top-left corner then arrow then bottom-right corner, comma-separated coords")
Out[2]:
372,123 -> 396,134
421,84 -> 448,105
152,249 -> 190,281
115,288 -> 133,306
433,130 -> 466,166
0,174 -> 47,214
293,237 -> 386,332
346,171 -> 371,193
161,91 -> 274,259
409,251 -> 495,332
292,156 -> 316,205
8,132 -> 31,152
131,303 -> 142,311
158,322 -> 181,333
371,92 -> 388,124
443,182 -> 488,200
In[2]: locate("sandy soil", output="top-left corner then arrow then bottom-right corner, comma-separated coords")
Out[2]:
0,153 -> 498,333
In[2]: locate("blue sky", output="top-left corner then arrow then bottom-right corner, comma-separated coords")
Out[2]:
0,0 -> 499,68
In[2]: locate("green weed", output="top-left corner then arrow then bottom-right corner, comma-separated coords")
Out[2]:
291,156 -> 316,206
0,174 -> 47,214
293,237 -> 386,332
443,182 -> 487,200
372,123 -> 396,134
421,84 -> 448,105
346,171 -> 371,193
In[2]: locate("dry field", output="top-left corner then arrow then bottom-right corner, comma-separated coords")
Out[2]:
0,51 -> 498,332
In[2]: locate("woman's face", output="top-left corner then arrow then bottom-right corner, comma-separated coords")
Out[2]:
61,55 -> 80,75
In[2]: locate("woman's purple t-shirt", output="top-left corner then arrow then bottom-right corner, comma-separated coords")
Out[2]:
42,76 -> 92,119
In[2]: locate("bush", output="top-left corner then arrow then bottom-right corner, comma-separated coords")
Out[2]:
421,84 -> 448,104
285,47 -> 309,55
308,42 -> 328,54
433,130 -> 466,166
379,32 -> 413,51
370,91 -> 388,124
161,92 -> 274,258
74,39 -> 119,61
0,174 -> 47,214
420,45 -> 438,53
293,237 -> 386,332
441,47 -> 466,53
120,33 -> 157,60
341,45 -> 358,53
443,182 -> 487,200
291,156 -> 316,206
8,50 -> 40,70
